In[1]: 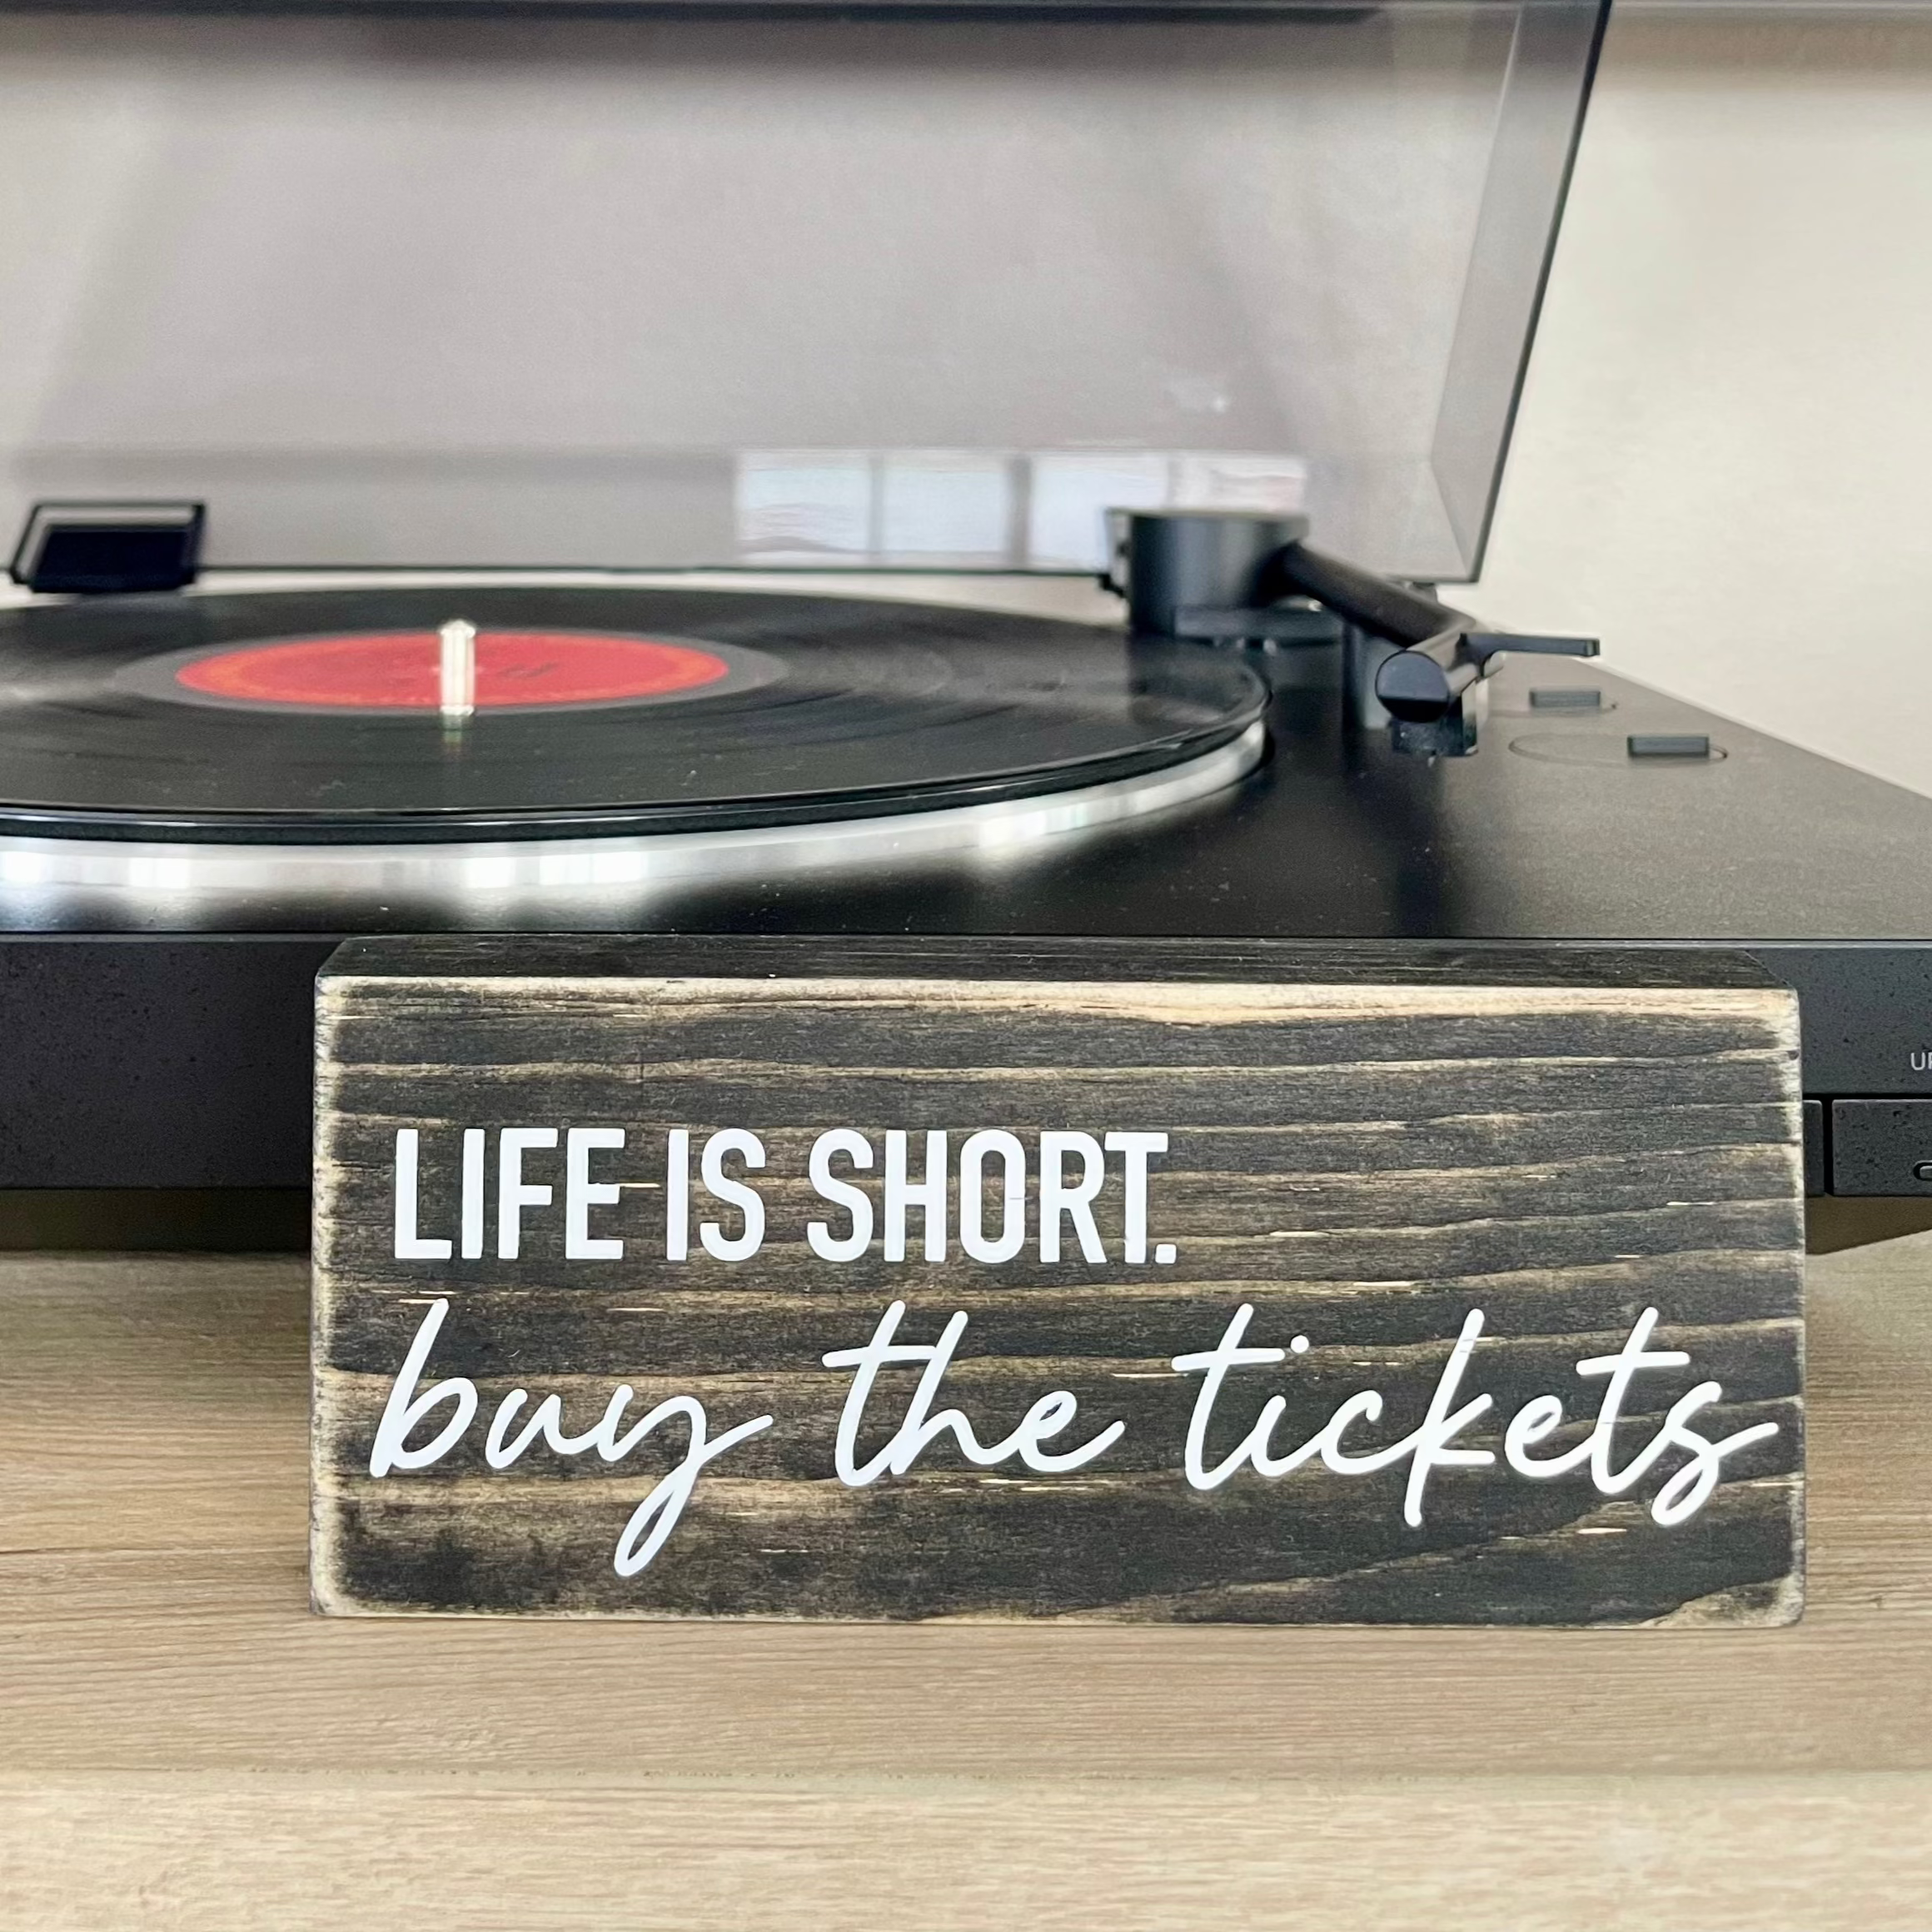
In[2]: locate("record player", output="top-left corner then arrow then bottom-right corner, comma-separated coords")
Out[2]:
0,0 -> 1927,1205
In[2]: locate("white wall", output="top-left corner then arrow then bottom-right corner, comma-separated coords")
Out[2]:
1472,2 -> 1932,796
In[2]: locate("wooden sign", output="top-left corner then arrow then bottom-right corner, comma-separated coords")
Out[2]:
311,936 -> 1805,1626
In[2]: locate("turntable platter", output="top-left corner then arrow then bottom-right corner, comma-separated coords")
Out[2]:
0,582 -> 1266,924
0,585 -> 1263,840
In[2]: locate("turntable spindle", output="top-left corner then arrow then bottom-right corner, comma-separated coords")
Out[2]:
438,619 -> 477,720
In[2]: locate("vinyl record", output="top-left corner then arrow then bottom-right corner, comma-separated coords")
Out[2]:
0,585 -> 1267,843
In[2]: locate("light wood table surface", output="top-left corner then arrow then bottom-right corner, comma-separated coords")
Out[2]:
2,1231 -> 1930,1929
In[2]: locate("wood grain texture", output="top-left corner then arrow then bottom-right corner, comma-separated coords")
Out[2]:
0,1238 -> 1926,1927
312,938 -> 1805,1623
5,1773 -> 1932,1932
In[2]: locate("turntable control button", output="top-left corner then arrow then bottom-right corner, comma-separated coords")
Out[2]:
1626,733 -> 1712,759
1529,687 -> 1601,711
1832,1099 -> 1932,1195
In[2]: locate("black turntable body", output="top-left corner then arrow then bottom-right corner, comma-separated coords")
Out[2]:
0,555 -> 1927,1202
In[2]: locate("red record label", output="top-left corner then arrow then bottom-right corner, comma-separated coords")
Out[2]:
173,630 -> 733,711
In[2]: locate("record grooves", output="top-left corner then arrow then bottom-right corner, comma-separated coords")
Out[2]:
0,585 -> 1267,845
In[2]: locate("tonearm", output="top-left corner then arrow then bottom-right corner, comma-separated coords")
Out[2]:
1108,509 -> 1598,757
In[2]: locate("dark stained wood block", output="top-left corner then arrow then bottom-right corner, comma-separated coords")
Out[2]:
311,937 -> 1805,1625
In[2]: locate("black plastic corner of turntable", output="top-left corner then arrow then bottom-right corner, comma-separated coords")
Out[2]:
8,500 -> 205,595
